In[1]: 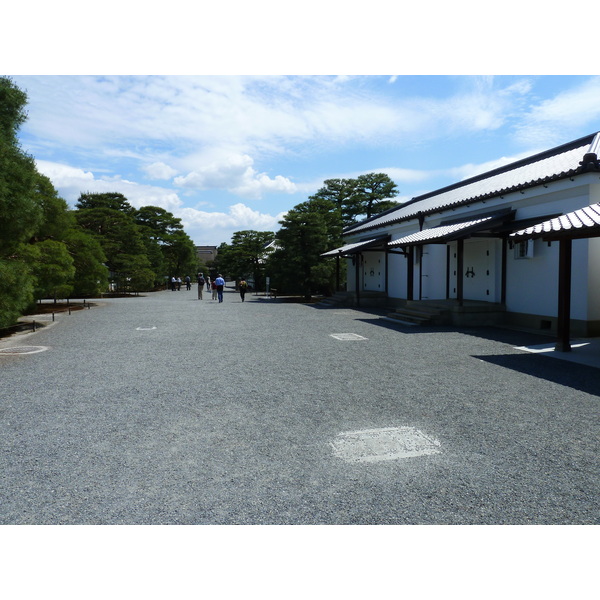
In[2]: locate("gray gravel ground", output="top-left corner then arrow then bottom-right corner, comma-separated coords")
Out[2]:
1,285 -> 598,524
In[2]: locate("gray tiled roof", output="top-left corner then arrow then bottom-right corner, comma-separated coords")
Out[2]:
321,238 -> 378,256
345,133 -> 600,236
510,203 -> 600,240
388,215 -> 495,247
321,235 -> 388,256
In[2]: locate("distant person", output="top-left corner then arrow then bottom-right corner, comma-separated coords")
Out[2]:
215,274 -> 225,303
171,276 -> 177,291
239,278 -> 248,302
206,277 -> 211,292
197,273 -> 205,300
185,275 -> 191,290
177,277 -> 182,291
211,280 -> 218,300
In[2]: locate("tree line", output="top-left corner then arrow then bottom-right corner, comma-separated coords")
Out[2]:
1,75 -> 400,327
0,77 -> 197,328
215,173 -> 399,300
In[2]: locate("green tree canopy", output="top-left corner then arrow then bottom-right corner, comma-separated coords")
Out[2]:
309,178 -> 357,228
64,228 -> 108,297
134,205 -> 196,284
0,75 -> 28,142
22,239 -> 75,301
74,192 -> 154,291
309,172 -> 400,228
162,229 -> 197,279
216,230 -> 275,289
134,205 -> 184,240
0,78 -> 42,257
269,199 -> 338,300
352,172 -> 399,220
0,77 -> 41,325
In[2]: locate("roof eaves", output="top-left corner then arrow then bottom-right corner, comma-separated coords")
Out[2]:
344,132 -> 600,237
510,203 -> 600,241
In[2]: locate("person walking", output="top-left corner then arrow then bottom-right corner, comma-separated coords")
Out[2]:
211,280 -> 218,301
197,273 -> 205,299
171,276 -> 177,291
185,275 -> 191,291
215,274 -> 225,303
239,278 -> 248,302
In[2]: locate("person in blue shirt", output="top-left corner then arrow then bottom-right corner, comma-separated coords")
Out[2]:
215,274 -> 225,303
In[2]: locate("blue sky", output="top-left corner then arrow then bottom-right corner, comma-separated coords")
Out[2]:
12,74 -> 600,247
6,5 -> 599,247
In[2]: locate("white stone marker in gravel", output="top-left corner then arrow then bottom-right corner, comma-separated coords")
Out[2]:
330,426 -> 441,463
330,333 -> 368,341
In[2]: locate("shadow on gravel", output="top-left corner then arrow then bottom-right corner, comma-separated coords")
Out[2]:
353,318 -> 600,395
357,318 -> 560,346
473,353 -> 600,397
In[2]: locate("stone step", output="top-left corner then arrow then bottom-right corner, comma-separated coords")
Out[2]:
386,303 -> 450,326
383,313 -> 425,326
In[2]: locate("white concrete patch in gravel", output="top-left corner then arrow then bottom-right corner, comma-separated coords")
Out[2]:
136,326 -> 157,330
330,426 -> 441,463
330,333 -> 368,341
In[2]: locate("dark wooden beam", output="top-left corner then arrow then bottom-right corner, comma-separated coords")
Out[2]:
407,246 -> 414,301
501,236 -> 507,305
457,238 -> 464,306
355,254 -> 360,307
555,238 -> 572,352
446,245 -> 450,299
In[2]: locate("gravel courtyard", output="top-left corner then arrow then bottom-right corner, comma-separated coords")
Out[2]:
1,285 -> 598,524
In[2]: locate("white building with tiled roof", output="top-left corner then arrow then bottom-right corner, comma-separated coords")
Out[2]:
323,132 -> 600,340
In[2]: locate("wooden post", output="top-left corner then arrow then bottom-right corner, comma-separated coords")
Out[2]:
457,238 -> 464,307
501,236 -> 507,305
355,254 -> 360,307
555,238 -> 572,352
407,246 -> 414,301
446,245 -> 450,299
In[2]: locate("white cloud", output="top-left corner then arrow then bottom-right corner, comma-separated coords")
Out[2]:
18,75 -> 530,168
372,167 -> 431,184
143,162 -> 178,180
515,76 -> 600,146
177,203 -> 288,245
174,153 -> 297,199
35,159 -> 183,212
33,158 -> 292,245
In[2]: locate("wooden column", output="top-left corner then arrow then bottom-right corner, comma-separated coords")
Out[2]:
446,245 -> 450,299
555,238 -> 572,352
457,238 -> 464,306
355,254 -> 361,307
385,250 -> 388,294
501,236 -> 507,305
407,246 -> 414,301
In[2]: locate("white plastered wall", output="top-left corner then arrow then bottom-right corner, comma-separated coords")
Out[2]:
387,251 -> 407,298
506,237 -> 559,317
420,244 -> 447,299
570,238 -> 590,320
587,237 -> 600,320
586,184 -> 600,321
